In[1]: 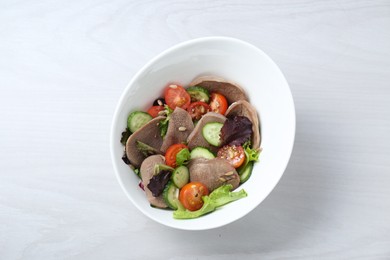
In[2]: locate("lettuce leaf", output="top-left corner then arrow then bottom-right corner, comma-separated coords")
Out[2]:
238,142 -> 261,172
121,152 -> 131,165
154,164 -> 175,175
147,164 -> 175,197
158,105 -> 173,137
176,148 -> 190,166
136,141 -> 159,157
173,196 -> 216,219
220,116 -> 253,146
147,170 -> 171,197
245,145 -> 260,162
173,184 -> 247,219
120,127 -> 132,145
208,184 -> 248,206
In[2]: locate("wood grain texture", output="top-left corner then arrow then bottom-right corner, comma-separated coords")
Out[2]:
1,0 -> 390,259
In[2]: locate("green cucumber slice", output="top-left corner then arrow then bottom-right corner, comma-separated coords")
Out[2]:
163,181 -> 179,209
186,86 -> 210,103
190,147 -> 215,160
238,161 -> 254,184
202,122 -> 223,147
172,165 -> 189,188
127,111 -> 152,133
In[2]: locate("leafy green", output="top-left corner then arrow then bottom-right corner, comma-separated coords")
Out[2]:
158,105 -> 173,137
159,120 -> 169,137
173,184 -> 247,219
136,141 -> 159,157
122,152 -> 131,165
243,141 -> 260,162
238,141 -> 261,172
120,128 -> 132,145
176,148 -> 190,166
220,116 -> 253,146
147,170 -> 171,197
154,164 -> 175,175
208,184 -> 247,206
174,196 -> 215,219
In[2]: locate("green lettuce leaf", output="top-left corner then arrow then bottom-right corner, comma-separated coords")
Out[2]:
208,184 -> 248,207
153,164 -> 175,175
158,105 -> 173,137
238,142 -> 261,171
173,184 -> 247,219
136,141 -> 159,157
244,142 -> 260,162
176,148 -> 190,166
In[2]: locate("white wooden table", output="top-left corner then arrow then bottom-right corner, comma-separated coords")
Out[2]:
1,0 -> 389,259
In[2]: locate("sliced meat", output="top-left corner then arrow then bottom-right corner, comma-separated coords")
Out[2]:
225,100 -> 261,149
140,155 -> 167,208
189,76 -> 249,104
186,112 -> 226,153
126,116 -> 165,168
160,107 -> 194,153
188,158 -> 240,192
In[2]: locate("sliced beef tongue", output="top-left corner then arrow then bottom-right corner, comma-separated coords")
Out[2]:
126,116 -> 165,168
160,107 -> 194,153
186,112 -> 226,153
189,76 -> 249,104
140,155 -> 168,208
188,158 -> 240,192
225,100 -> 261,149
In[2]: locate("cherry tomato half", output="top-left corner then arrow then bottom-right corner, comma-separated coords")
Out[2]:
147,105 -> 165,118
217,145 -> 246,168
187,101 -> 210,121
179,182 -> 209,211
209,92 -> 228,115
164,84 -> 191,110
165,143 -> 188,168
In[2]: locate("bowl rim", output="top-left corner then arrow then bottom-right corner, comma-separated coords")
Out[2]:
110,36 -> 296,230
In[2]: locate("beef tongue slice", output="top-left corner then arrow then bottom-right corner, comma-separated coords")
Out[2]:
140,155 -> 168,208
126,116 -> 165,168
189,76 -> 249,104
160,107 -> 194,153
188,158 -> 240,192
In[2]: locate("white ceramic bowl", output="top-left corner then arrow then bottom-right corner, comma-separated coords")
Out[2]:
110,37 -> 295,230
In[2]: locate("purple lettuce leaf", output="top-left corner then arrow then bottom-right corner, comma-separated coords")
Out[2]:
220,116 -> 253,146
147,170 -> 171,197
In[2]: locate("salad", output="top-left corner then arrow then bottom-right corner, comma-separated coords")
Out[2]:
120,76 -> 261,219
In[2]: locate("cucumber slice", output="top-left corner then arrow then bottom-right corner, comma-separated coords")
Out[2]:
238,161 -> 254,184
190,147 -> 215,160
186,86 -> 210,103
163,181 -> 179,209
202,122 -> 223,146
127,111 -> 152,133
172,165 -> 189,188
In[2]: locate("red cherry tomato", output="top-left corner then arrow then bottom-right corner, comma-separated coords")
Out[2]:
164,84 -> 191,110
209,92 -> 228,115
165,143 -> 188,168
217,145 -> 246,168
179,182 -> 209,211
147,105 -> 165,118
187,101 -> 210,121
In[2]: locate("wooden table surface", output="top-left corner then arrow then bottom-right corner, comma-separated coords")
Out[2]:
1,0 -> 389,259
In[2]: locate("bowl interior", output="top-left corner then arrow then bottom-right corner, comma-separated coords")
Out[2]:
111,37 -> 295,230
